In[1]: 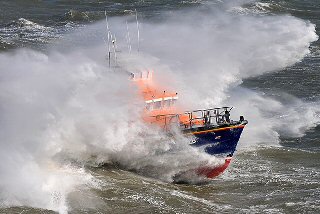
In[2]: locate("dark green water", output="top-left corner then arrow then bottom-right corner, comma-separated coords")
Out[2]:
0,0 -> 319,213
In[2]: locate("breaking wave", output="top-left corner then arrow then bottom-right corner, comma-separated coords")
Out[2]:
130,7 -> 320,147
0,46 -> 221,212
6,18 -> 50,29
229,2 -> 282,15
0,18 -> 81,49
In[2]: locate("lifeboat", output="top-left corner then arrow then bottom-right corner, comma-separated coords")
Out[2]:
131,70 -> 248,178
102,12 -> 247,179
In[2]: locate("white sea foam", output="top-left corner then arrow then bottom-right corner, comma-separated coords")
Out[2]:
127,7 -> 319,147
0,47 -> 221,212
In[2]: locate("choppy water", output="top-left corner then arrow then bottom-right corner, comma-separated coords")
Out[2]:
0,0 -> 320,213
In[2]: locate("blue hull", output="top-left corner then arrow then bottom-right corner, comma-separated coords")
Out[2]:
188,125 -> 245,157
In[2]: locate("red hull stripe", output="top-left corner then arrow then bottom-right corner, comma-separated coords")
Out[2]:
188,125 -> 245,135
197,157 -> 232,178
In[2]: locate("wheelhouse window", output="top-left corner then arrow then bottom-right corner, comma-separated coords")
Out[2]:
154,101 -> 162,109
146,103 -> 152,111
171,98 -> 177,106
145,96 -> 178,111
164,99 -> 171,108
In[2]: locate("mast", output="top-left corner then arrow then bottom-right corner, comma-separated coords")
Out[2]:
104,11 -> 118,68
112,33 -> 117,66
105,11 -> 111,68
126,20 -> 132,54
135,9 -> 140,52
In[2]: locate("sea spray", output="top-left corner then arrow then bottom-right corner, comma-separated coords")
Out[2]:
128,7 -> 319,145
0,47 -> 221,212
0,48 -> 109,213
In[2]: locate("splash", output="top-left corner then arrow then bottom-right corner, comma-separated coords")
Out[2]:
0,44 -> 220,212
0,48 -> 108,213
129,5 -> 319,146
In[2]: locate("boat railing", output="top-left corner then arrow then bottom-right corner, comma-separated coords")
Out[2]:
150,107 -> 236,131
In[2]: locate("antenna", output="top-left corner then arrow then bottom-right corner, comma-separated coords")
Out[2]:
112,34 -> 117,66
135,9 -> 140,52
105,11 -> 111,68
126,20 -> 132,54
